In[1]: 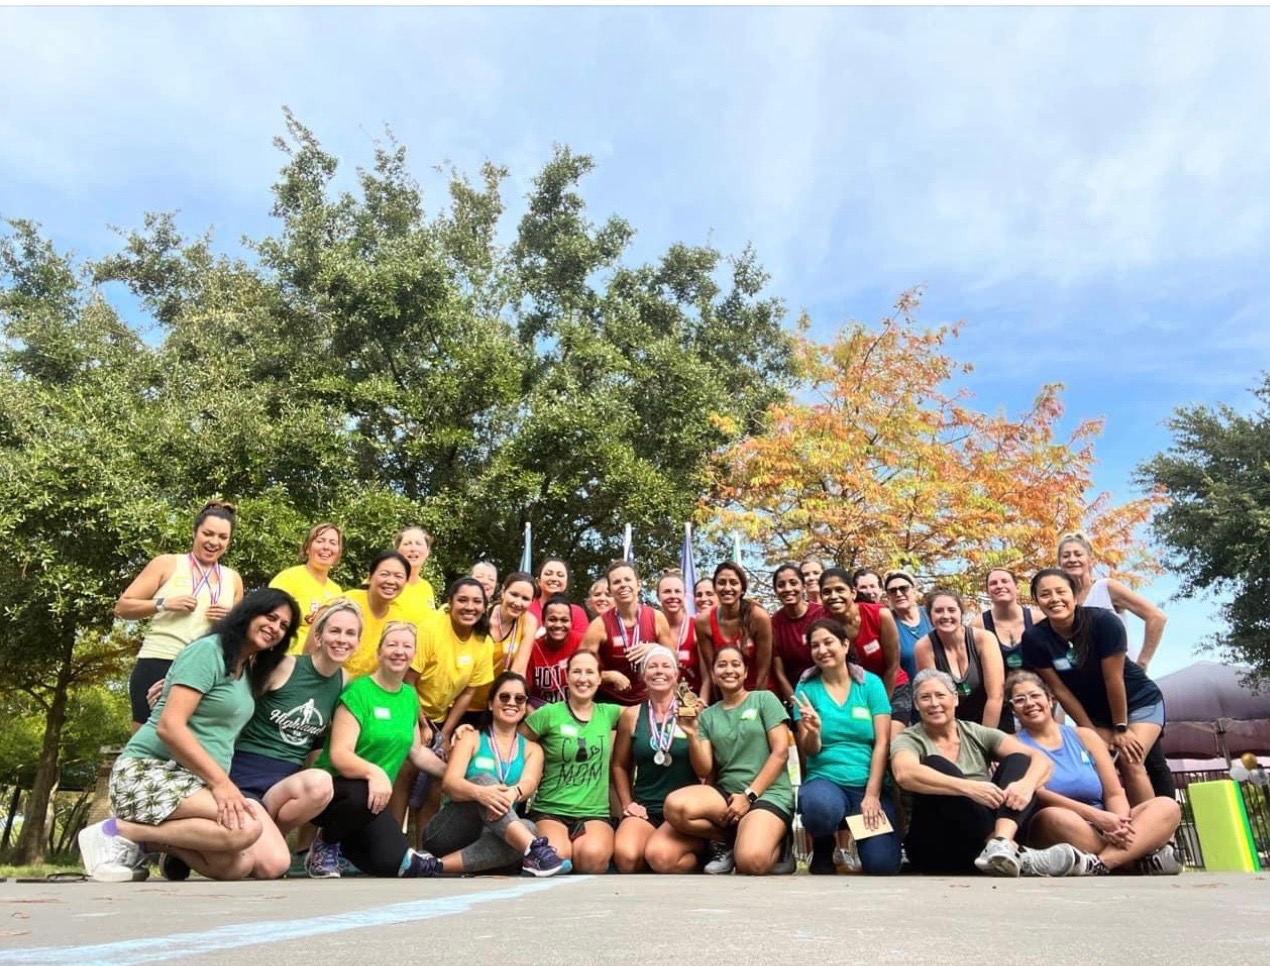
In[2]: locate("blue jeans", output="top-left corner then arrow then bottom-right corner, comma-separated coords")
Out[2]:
799,777 -> 901,875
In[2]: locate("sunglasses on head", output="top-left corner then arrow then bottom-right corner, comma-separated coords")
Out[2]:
495,692 -> 528,706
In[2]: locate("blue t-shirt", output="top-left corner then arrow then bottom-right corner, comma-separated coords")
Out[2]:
1017,727 -> 1104,808
1021,608 -> 1162,726
793,671 -> 892,789
895,610 -> 933,681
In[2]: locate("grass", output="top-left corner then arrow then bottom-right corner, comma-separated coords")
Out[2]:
0,861 -> 83,879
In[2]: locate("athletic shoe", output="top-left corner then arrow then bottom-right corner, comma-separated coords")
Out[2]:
1068,849 -> 1111,876
1019,843 -> 1078,877
522,837 -> 569,878
158,852 -> 191,882
833,846 -> 862,872
1135,844 -> 1182,876
78,820 -> 147,882
974,837 -> 1021,877
703,842 -> 735,875
403,849 -> 441,878
771,834 -> 797,876
305,832 -> 342,879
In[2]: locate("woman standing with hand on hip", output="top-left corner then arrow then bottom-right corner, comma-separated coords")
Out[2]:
116,501 -> 245,730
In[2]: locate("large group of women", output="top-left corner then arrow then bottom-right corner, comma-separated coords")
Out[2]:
76,502 -> 1182,884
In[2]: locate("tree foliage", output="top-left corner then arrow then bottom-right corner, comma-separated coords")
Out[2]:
709,291 -> 1163,595
1137,374 -> 1270,680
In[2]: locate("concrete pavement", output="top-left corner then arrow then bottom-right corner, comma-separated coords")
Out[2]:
2,872 -> 1268,965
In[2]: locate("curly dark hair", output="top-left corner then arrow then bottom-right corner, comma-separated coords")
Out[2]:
210,587 -> 300,697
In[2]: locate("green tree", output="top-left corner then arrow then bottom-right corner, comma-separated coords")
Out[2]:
1137,373 -> 1270,681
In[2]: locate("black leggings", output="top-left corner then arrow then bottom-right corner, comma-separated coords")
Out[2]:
312,778 -> 408,878
1145,740 -> 1175,798
905,753 -> 1038,875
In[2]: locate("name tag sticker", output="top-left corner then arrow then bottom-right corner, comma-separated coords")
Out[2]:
862,641 -> 881,655
373,706 -> 391,720
559,723 -> 578,737
741,708 -> 758,721
673,726 -> 688,739
852,706 -> 871,720
473,756 -> 495,769
1053,657 -> 1072,672
457,654 -> 472,666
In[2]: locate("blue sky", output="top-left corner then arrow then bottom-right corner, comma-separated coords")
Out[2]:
3,5 -> 1268,677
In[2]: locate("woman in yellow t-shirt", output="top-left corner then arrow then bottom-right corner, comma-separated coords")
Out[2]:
394,526 -> 436,625
343,551 -> 411,679
470,571 -> 539,709
269,522 -> 344,655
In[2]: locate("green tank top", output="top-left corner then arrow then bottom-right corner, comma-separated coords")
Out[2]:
465,731 -> 527,786
632,700 -> 696,814
234,655 -> 344,766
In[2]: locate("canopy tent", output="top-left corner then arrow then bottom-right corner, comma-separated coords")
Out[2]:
1157,661 -> 1270,762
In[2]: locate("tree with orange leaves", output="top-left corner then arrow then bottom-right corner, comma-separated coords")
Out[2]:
707,289 -> 1163,595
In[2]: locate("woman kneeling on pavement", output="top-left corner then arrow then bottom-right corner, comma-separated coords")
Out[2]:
891,668 -> 1083,877
793,619 -> 901,875
663,645 -> 796,875
306,621 -> 447,878
80,589 -> 299,882
1008,671 -> 1182,875
611,646 -> 701,873
420,671 -> 568,876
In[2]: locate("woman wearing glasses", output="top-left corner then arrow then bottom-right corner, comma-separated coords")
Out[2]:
523,649 -> 623,873
1008,671 -> 1181,875
421,672 -> 568,876
884,569 -> 932,685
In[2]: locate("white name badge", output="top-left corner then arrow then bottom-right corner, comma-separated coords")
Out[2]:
862,641 -> 881,655
1053,657 -> 1072,672
457,653 -> 472,666
373,706 -> 391,720
559,723 -> 579,737
852,706 -> 871,720
473,756 -> 495,769
741,708 -> 758,720
673,726 -> 688,739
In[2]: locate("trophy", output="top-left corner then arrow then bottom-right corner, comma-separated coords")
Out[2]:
676,681 -> 702,718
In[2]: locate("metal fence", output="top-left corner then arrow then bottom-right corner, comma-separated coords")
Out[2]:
1170,770 -> 1270,870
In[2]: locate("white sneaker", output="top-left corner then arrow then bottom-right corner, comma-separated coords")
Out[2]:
974,836 -> 1021,877
78,820 -> 147,882
833,847 -> 862,872
703,842 -> 735,875
1019,843 -> 1078,877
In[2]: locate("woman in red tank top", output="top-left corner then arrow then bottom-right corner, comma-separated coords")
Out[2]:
818,567 -> 911,737
657,569 -> 703,698
692,562 -> 772,702
525,595 -> 583,706
581,560 -> 674,705
770,563 -> 825,702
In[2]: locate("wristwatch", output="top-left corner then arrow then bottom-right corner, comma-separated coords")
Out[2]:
154,598 -> 166,613
744,787 -> 758,804
1113,723 -> 1129,733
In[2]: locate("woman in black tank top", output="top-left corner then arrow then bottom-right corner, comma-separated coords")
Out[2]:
914,589 -> 1005,729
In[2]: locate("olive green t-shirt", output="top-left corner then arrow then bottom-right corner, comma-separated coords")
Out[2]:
123,635 -> 254,773
890,719 -> 1006,781
697,690 -> 793,813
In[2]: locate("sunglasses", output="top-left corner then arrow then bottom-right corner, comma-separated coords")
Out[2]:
495,692 -> 528,706
885,584 -> 913,595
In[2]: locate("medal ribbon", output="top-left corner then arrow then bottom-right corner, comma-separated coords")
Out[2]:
488,729 -> 515,784
647,698 -> 678,755
616,607 -> 643,667
188,553 -> 223,606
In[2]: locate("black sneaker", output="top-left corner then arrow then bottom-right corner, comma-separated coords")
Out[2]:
809,836 -> 836,875
158,852 -> 191,882
403,849 -> 441,878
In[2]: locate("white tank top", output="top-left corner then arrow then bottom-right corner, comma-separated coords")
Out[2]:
1081,578 -> 1124,625
137,554 -> 239,660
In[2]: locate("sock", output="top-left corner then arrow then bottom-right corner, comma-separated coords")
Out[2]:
524,841 -> 535,856
102,817 -> 118,837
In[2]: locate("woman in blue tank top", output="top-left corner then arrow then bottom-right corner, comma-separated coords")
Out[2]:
422,672 -> 568,876
1008,671 -> 1181,876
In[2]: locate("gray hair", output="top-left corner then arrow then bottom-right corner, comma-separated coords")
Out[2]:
912,668 -> 957,695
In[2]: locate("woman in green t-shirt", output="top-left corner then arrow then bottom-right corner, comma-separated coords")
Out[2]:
79,588 -> 299,883
307,621 -> 447,878
663,644 -> 796,876
522,649 -> 623,873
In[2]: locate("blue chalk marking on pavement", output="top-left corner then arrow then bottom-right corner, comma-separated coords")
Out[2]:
10,877 -> 584,965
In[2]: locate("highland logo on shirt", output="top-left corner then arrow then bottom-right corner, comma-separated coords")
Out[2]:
270,699 -> 327,747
